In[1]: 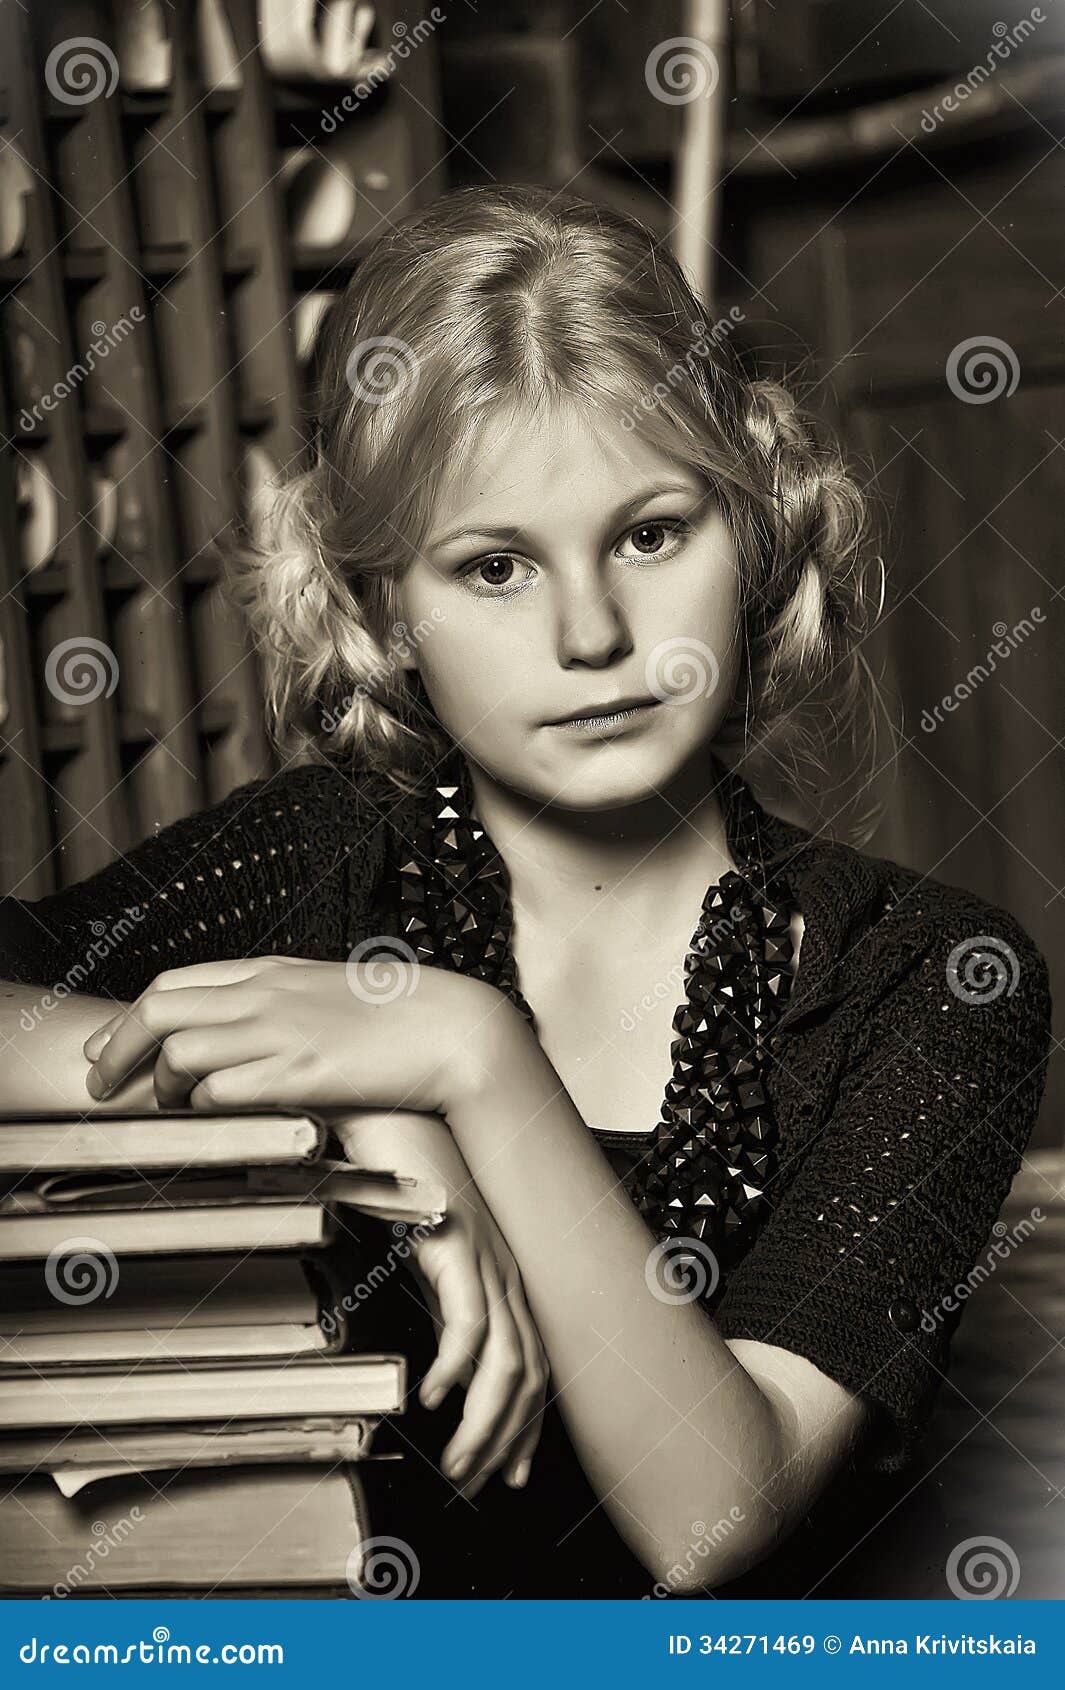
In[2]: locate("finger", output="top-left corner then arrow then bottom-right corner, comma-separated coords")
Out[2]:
441,1260 -> 525,1481
87,960 -> 264,1071
468,1278 -> 547,1494
502,1416 -> 544,1490
462,1374 -> 545,1501
419,1252 -> 487,1406
500,1274 -> 549,1482
146,1029 -> 285,1109
83,1016 -> 121,1062
89,986 -> 260,1095
501,1349 -> 547,1486
413,1280 -> 470,1382
152,1035 -> 200,1108
419,1252 -> 487,1410
154,959 -> 268,988
151,1030 -> 224,1109
405,1257 -> 441,1325
184,1056 -> 310,1112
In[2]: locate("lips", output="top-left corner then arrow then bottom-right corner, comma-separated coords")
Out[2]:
549,695 -> 659,725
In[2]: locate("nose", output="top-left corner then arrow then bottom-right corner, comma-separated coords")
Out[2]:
554,564 -> 634,669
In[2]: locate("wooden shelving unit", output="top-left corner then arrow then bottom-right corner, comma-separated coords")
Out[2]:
0,0 -> 443,897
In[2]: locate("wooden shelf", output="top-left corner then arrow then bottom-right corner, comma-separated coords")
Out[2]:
0,0 -> 444,893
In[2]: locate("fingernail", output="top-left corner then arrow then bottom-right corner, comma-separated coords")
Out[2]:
423,1386 -> 444,1411
508,1460 -> 530,1488
448,1454 -> 469,1480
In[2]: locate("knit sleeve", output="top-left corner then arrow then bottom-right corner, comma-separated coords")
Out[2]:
0,762 -> 379,1004
712,906 -> 1053,1475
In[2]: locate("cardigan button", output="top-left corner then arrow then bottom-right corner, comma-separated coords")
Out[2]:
888,1297 -> 920,1333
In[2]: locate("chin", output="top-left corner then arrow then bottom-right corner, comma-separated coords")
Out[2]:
527,739 -> 706,812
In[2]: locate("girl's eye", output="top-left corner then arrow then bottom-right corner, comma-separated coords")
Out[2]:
455,518 -> 693,597
457,554 -> 536,598
616,518 -> 691,564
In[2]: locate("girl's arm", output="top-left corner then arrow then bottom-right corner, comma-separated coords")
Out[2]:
5,965 -> 550,1498
78,954 -> 865,1583
10,961 -> 801,1566
0,982 -> 156,1113
0,762 -> 373,1111
442,1011 -> 863,1591
445,899 -> 1052,1593
0,762 -> 374,1004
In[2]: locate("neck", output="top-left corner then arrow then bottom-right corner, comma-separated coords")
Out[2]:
462,746 -> 736,929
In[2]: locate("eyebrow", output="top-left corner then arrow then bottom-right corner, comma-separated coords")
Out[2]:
426,480 -> 708,552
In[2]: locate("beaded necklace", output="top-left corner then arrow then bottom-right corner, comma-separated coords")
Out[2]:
391,752 -> 797,1295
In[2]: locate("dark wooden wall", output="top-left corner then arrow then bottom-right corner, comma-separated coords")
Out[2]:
718,103 -> 1064,1145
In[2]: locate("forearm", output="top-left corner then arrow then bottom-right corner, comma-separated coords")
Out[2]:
443,1017 -> 790,1587
324,1106 -> 480,1213
0,982 -> 155,1113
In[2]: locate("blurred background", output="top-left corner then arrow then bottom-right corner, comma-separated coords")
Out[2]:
0,0 -> 1062,1153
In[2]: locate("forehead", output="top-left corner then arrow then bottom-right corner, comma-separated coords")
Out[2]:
427,397 -> 702,533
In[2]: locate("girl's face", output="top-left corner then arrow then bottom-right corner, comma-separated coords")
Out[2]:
393,399 -> 742,812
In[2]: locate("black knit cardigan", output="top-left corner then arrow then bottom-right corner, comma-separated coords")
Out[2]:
0,758 -> 1053,1479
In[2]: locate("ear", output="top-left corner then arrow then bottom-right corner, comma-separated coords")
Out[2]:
390,624 -> 419,674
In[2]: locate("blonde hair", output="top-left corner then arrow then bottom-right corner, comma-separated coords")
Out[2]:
224,183 -> 892,839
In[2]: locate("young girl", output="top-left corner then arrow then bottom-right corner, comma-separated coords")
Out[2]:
0,185 -> 1052,1599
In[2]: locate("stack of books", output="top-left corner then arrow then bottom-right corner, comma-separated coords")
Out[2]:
0,1109 -> 445,1595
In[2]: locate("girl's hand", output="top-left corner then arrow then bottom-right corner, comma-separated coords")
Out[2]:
331,1108 -> 548,1502
85,963 -> 549,1496
81,955 -> 514,1118
407,1174 -> 548,1502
